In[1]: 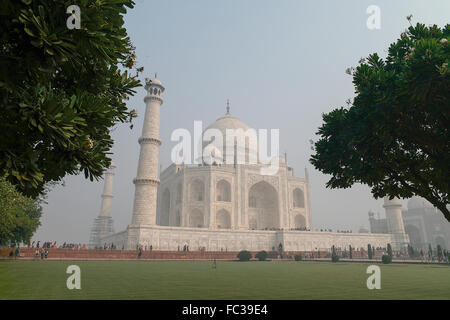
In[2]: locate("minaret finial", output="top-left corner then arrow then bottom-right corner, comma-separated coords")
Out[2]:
226,99 -> 230,114
155,72 -> 158,78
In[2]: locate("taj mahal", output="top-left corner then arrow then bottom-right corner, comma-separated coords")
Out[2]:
89,76 -> 410,252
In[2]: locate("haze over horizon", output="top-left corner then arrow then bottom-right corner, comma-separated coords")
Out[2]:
33,0 -> 450,244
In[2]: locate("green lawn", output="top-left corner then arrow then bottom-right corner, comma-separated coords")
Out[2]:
0,260 -> 449,299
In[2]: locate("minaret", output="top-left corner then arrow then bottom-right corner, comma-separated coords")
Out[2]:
383,197 -> 409,250
99,162 -> 116,218
88,163 -> 116,248
130,76 -> 165,226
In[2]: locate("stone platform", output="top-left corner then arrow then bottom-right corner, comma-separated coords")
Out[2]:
101,225 -> 399,251
14,248 -> 377,261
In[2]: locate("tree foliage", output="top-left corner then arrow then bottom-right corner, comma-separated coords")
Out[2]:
331,245 -> 339,262
437,245 -> 443,261
0,0 -> 141,198
310,23 -> 449,222
0,176 -> 42,246
387,243 -> 393,258
237,250 -> 252,261
255,250 -> 268,261
382,254 -> 392,264
407,244 -> 416,258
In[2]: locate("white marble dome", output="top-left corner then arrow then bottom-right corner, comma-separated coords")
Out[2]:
202,112 -> 258,164
149,77 -> 162,86
359,226 -> 370,233
384,197 -> 402,206
407,196 -> 433,210
205,113 -> 251,133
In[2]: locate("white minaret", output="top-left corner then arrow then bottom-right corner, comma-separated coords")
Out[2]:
99,162 -> 116,218
130,76 -> 165,226
88,163 -> 116,248
383,197 -> 409,250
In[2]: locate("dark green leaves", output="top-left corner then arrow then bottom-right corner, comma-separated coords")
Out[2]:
0,0 -> 141,198
310,23 -> 450,222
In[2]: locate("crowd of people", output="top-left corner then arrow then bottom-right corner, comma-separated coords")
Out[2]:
34,248 -> 49,260
249,227 -> 353,232
290,227 -> 311,231
27,241 -> 87,250
92,243 -> 122,250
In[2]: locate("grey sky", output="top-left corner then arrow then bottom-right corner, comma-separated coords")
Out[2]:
33,0 -> 450,244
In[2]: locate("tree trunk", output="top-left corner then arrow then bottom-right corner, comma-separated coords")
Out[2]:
436,204 -> 450,223
424,196 -> 450,223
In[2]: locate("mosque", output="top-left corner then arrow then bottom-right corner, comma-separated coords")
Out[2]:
368,197 -> 450,250
89,77 -> 409,252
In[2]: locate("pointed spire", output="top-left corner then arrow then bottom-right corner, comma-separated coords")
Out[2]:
226,99 -> 230,114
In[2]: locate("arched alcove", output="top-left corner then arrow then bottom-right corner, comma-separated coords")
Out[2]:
176,183 -> 182,204
294,214 -> 306,229
189,208 -> 204,228
293,188 -> 305,208
216,179 -> 231,202
405,224 -> 422,247
216,209 -> 231,229
190,179 -> 204,202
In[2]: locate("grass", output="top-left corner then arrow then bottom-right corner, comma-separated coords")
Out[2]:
0,260 -> 449,300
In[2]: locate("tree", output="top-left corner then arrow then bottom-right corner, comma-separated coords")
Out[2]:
237,250 -> 252,261
428,244 -> 433,260
437,245 -> 443,262
0,176 -> 42,246
387,243 -> 393,258
310,23 -> 450,222
331,245 -> 339,262
255,250 -> 268,261
382,254 -> 392,264
368,244 -> 373,259
407,244 -> 415,258
349,245 -> 353,259
0,0 -> 141,198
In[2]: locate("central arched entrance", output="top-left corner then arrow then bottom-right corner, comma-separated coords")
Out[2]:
248,181 -> 279,229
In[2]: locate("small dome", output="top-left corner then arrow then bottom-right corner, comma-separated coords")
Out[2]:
359,226 -> 369,233
383,196 -> 402,206
149,77 -> 162,85
145,76 -> 163,88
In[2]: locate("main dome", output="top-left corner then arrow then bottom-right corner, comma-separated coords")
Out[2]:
407,197 -> 434,210
204,112 -> 251,134
202,112 -> 257,164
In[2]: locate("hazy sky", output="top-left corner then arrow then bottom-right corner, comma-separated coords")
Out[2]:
33,0 -> 450,244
